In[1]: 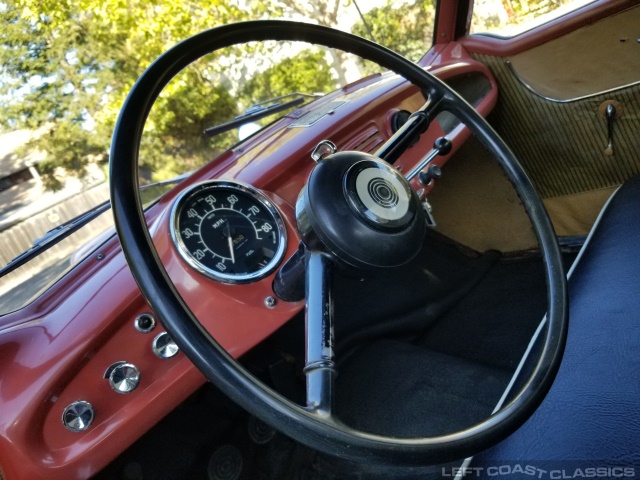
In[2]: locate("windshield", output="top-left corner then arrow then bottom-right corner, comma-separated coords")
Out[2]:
0,0 -> 435,315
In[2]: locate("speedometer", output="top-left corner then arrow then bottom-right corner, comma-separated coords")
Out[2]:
170,181 -> 287,284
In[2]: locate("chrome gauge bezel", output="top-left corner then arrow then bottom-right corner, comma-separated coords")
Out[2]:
169,180 -> 287,284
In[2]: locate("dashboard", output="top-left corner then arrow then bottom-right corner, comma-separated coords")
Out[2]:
0,42 -> 497,480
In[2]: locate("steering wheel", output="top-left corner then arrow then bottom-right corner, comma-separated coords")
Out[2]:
110,21 -> 567,465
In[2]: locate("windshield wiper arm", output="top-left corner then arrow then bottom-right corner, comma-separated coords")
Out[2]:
0,174 -> 190,279
203,92 -> 320,138
0,200 -> 112,278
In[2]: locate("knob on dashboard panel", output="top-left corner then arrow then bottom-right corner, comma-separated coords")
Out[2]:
105,361 -> 141,394
62,400 -> 94,432
152,332 -> 179,359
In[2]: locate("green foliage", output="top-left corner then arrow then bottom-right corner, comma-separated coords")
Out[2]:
0,0 -> 259,188
0,0 -> 436,189
141,70 -> 240,183
240,49 -> 336,105
506,0 -> 575,16
351,0 -> 436,75
0,0 -> 303,188
471,0 -> 579,35
34,122 -> 105,190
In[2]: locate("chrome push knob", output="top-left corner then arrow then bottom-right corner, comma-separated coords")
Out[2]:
106,362 -> 141,393
62,400 -> 94,431
152,332 -> 179,359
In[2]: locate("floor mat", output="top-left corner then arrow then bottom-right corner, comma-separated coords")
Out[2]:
336,339 -> 512,437
417,256 -> 549,370
334,254 -> 569,438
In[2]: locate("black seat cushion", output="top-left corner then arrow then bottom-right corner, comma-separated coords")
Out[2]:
474,176 -> 640,473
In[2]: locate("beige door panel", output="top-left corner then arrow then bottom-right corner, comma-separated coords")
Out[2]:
508,5 -> 640,100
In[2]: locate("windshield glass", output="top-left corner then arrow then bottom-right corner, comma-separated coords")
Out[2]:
0,0 -> 435,315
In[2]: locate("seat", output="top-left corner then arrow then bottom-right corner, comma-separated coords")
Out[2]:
474,175 -> 640,474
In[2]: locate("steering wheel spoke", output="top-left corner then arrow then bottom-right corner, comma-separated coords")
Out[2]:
303,251 -> 336,417
374,95 -> 444,164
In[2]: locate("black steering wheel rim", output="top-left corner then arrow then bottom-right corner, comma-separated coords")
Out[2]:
110,20 -> 567,465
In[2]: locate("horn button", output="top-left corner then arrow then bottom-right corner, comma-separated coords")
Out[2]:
296,151 -> 426,269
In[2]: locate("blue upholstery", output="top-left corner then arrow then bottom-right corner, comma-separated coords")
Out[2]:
474,176 -> 640,474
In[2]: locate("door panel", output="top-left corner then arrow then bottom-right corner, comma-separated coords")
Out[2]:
476,51 -> 640,199
506,6 -> 640,100
461,4 -> 640,236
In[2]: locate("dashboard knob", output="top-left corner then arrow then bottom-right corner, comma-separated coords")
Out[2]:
62,400 -> 94,432
152,332 -> 179,359
108,362 -> 141,394
418,164 -> 442,186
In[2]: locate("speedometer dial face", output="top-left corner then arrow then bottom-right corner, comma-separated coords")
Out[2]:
170,181 -> 287,284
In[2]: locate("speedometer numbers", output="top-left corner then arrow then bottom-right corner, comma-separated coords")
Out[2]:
170,182 -> 287,284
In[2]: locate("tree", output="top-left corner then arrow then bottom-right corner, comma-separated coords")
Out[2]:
260,0 -> 351,86
351,0 -> 436,76
0,0 -> 342,189
0,0 -> 259,188
471,0 -> 578,34
240,49 -> 336,104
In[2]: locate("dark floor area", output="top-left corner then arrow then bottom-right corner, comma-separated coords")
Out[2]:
336,341 -> 513,437
94,247 -> 577,480
334,254 -> 555,438
418,256 -> 551,371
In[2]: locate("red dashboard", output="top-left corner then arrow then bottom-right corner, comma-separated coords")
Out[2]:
0,42 -> 496,480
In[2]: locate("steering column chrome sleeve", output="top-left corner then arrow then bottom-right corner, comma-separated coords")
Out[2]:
303,252 -> 335,416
